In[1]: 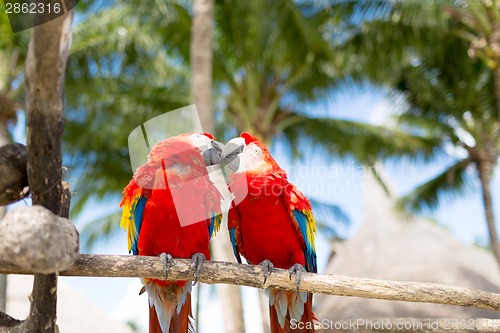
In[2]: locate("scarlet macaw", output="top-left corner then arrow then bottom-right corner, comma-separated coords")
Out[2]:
120,132 -> 223,333
222,132 -> 317,333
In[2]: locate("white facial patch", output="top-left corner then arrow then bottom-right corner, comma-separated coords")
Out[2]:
239,142 -> 263,172
188,133 -> 212,149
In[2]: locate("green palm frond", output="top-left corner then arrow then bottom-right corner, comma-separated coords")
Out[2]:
463,0 -> 493,34
79,209 -> 123,252
396,112 -> 459,143
338,1 -> 451,82
280,114 -> 440,163
397,158 -> 473,213
326,0 -> 390,24
309,197 -> 349,239
214,0 -> 338,110
368,163 -> 391,196
0,3 -> 29,131
71,6 -> 131,54
73,0 -> 191,58
0,5 -> 12,46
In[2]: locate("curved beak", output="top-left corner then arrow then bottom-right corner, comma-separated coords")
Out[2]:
222,139 -> 244,172
211,140 -> 224,154
202,140 -> 224,166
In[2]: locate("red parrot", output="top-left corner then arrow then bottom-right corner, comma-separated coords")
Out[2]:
222,132 -> 317,333
120,132 -> 223,333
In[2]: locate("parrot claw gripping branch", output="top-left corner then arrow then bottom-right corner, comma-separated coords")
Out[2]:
289,263 -> 306,292
160,253 -> 173,281
190,253 -> 207,286
260,259 -> 275,285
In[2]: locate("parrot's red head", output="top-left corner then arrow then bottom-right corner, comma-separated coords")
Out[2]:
147,132 -> 222,167
222,132 -> 282,175
240,132 -> 258,145
201,132 -> 216,141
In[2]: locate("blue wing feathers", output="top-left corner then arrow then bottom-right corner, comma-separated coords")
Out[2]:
208,212 -> 215,237
292,210 -> 317,273
132,196 -> 147,255
229,228 -> 242,264
208,212 -> 222,238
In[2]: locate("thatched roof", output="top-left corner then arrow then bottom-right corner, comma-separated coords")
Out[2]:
6,275 -> 134,333
316,168 -> 500,320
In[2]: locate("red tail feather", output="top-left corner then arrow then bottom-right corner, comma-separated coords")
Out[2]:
149,305 -> 163,333
170,294 -> 194,333
269,294 -> 316,333
149,294 -> 194,333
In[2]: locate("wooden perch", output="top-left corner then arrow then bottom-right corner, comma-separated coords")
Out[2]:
0,254 -> 499,312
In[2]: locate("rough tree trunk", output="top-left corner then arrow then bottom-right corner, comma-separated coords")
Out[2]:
23,9 -> 73,333
477,159 -> 500,268
191,0 -> 215,133
190,1 -> 246,332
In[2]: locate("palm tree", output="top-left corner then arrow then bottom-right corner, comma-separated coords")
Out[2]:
212,0 -> 334,143
339,0 -> 500,267
446,0 -> 500,266
446,0 -> 500,118
211,0 -> 436,160
190,1 -> 246,332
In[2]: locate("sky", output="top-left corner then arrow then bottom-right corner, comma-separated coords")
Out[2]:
8,84 -> 500,333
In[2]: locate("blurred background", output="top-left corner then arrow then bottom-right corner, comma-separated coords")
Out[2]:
1,0 -> 500,332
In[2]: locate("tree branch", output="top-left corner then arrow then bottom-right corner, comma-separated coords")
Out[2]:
0,312 -> 22,328
0,143 -> 27,206
0,254 -> 499,312
24,5 -> 73,333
